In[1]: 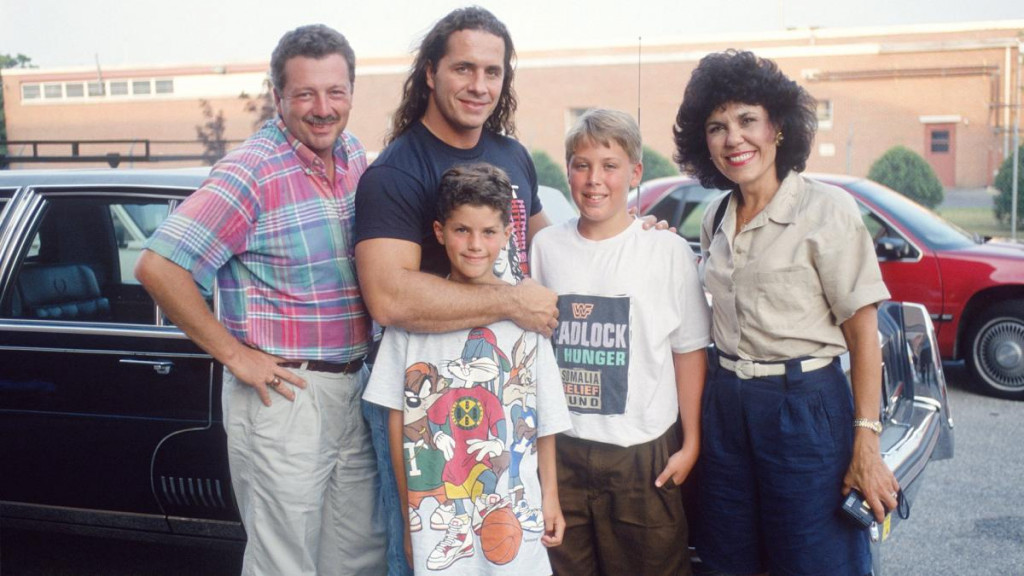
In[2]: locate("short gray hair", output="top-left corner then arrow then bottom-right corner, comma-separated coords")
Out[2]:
270,24 -> 355,93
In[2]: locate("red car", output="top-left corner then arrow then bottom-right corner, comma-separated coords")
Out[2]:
638,173 -> 1024,400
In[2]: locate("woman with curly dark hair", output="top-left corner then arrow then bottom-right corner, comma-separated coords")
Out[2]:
673,50 -> 899,576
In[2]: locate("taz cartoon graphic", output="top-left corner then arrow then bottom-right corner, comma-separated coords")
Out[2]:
502,332 -> 544,532
401,362 -> 456,533
425,327 -> 520,570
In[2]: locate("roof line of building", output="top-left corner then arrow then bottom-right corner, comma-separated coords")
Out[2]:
607,18 -> 1024,51
5,19 -> 1021,79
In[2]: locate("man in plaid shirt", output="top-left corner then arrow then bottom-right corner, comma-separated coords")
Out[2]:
136,25 -> 384,576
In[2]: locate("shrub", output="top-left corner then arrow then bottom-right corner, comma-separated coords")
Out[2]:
867,146 -> 945,209
531,149 -> 569,198
641,146 -> 679,183
993,145 -> 1024,223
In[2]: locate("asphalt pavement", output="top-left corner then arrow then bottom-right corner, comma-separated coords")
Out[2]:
883,362 -> 1024,575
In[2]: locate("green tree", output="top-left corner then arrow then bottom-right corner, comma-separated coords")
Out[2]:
241,77 -> 276,130
532,149 -> 569,199
867,145 -> 945,209
1,53 -> 36,169
640,146 -> 678,183
993,145 -> 1024,223
195,100 -> 227,165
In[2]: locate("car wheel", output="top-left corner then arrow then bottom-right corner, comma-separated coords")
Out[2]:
966,300 -> 1024,400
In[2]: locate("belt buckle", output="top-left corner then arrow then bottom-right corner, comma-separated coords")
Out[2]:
734,359 -> 756,380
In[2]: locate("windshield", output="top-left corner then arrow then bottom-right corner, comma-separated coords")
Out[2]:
843,178 -> 976,251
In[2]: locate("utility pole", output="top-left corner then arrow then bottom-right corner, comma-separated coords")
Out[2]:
1012,44 -> 1021,242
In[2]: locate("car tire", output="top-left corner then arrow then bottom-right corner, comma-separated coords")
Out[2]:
966,300 -> 1024,400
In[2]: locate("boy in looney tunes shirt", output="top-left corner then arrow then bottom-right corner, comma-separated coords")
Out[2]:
363,163 -> 571,575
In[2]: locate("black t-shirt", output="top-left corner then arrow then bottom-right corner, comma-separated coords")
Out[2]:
355,122 -> 541,280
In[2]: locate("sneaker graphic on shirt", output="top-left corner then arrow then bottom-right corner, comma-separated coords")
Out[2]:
471,493 -> 509,534
426,515 -> 474,570
513,500 -> 545,533
409,506 -> 422,533
430,501 -> 456,530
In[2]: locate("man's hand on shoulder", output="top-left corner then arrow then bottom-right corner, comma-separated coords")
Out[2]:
628,207 -> 675,233
510,278 -> 559,337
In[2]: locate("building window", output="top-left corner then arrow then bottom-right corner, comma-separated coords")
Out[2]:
816,100 -> 833,130
43,83 -> 63,99
65,83 -> 85,98
19,77 -> 178,103
155,79 -> 174,94
930,130 -> 950,153
22,84 -> 41,100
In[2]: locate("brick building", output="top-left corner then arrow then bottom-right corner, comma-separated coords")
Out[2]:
3,19 -> 1022,187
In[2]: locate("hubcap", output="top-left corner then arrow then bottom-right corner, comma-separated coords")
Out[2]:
975,317 -> 1024,392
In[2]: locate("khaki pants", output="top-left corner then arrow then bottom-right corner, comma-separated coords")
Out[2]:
223,366 -> 386,576
549,426 -> 691,576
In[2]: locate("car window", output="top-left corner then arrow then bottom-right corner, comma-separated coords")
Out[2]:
677,187 -> 717,243
646,184 -> 720,250
111,203 -> 168,284
845,179 -> 975,250
1,195 -> 201,325
860,205 -> 887,241
648,187 -> 686,228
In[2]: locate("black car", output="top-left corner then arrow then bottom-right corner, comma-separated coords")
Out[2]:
0,168 -> 243,548
0,169 -> 952,575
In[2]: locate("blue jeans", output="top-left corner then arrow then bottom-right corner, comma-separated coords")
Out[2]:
362,399 -> 413,576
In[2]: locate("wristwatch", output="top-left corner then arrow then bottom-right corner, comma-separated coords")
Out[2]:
853,418 -> 883,435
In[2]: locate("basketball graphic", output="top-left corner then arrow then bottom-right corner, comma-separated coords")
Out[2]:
479,506 -> 523,564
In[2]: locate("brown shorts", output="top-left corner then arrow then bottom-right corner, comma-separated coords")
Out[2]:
548,425 -> 691,576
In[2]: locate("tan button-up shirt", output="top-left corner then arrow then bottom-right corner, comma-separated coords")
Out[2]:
699,172 -> 890,361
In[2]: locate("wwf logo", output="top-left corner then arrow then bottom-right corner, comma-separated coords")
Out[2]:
572,303 -> 594,320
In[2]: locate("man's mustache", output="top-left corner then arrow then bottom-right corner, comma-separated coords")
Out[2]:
304,114 -> 340,126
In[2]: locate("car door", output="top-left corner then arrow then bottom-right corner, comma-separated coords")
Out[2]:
0,184 -> 239,538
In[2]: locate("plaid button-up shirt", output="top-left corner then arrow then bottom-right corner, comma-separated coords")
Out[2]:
146,118 -> 370,362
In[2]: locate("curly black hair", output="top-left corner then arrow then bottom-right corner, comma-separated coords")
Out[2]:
672,50 -> 817,191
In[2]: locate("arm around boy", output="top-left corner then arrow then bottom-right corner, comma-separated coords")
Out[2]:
363,164 -> 571,575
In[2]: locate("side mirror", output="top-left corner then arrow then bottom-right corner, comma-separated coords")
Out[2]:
876,236 -> 910,260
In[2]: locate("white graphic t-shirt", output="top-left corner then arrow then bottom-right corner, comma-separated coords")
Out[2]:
531,218 -> 711,447
364,321 -> 571,575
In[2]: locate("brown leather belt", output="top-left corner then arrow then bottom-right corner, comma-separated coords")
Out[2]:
279,358 -> 365,374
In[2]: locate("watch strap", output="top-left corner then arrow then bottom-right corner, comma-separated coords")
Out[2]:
852,418 -> 883,435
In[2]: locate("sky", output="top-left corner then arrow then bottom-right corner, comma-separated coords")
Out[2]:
1,0 -> 1022,70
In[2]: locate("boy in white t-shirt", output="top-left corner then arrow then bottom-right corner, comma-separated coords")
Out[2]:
530,109 -> 710,576
364,163 -> 572,575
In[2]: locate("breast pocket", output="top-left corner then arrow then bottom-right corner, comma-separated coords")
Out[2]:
753,267 -> 822,330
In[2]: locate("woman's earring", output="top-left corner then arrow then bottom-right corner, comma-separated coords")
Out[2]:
775,131 -> 784,146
